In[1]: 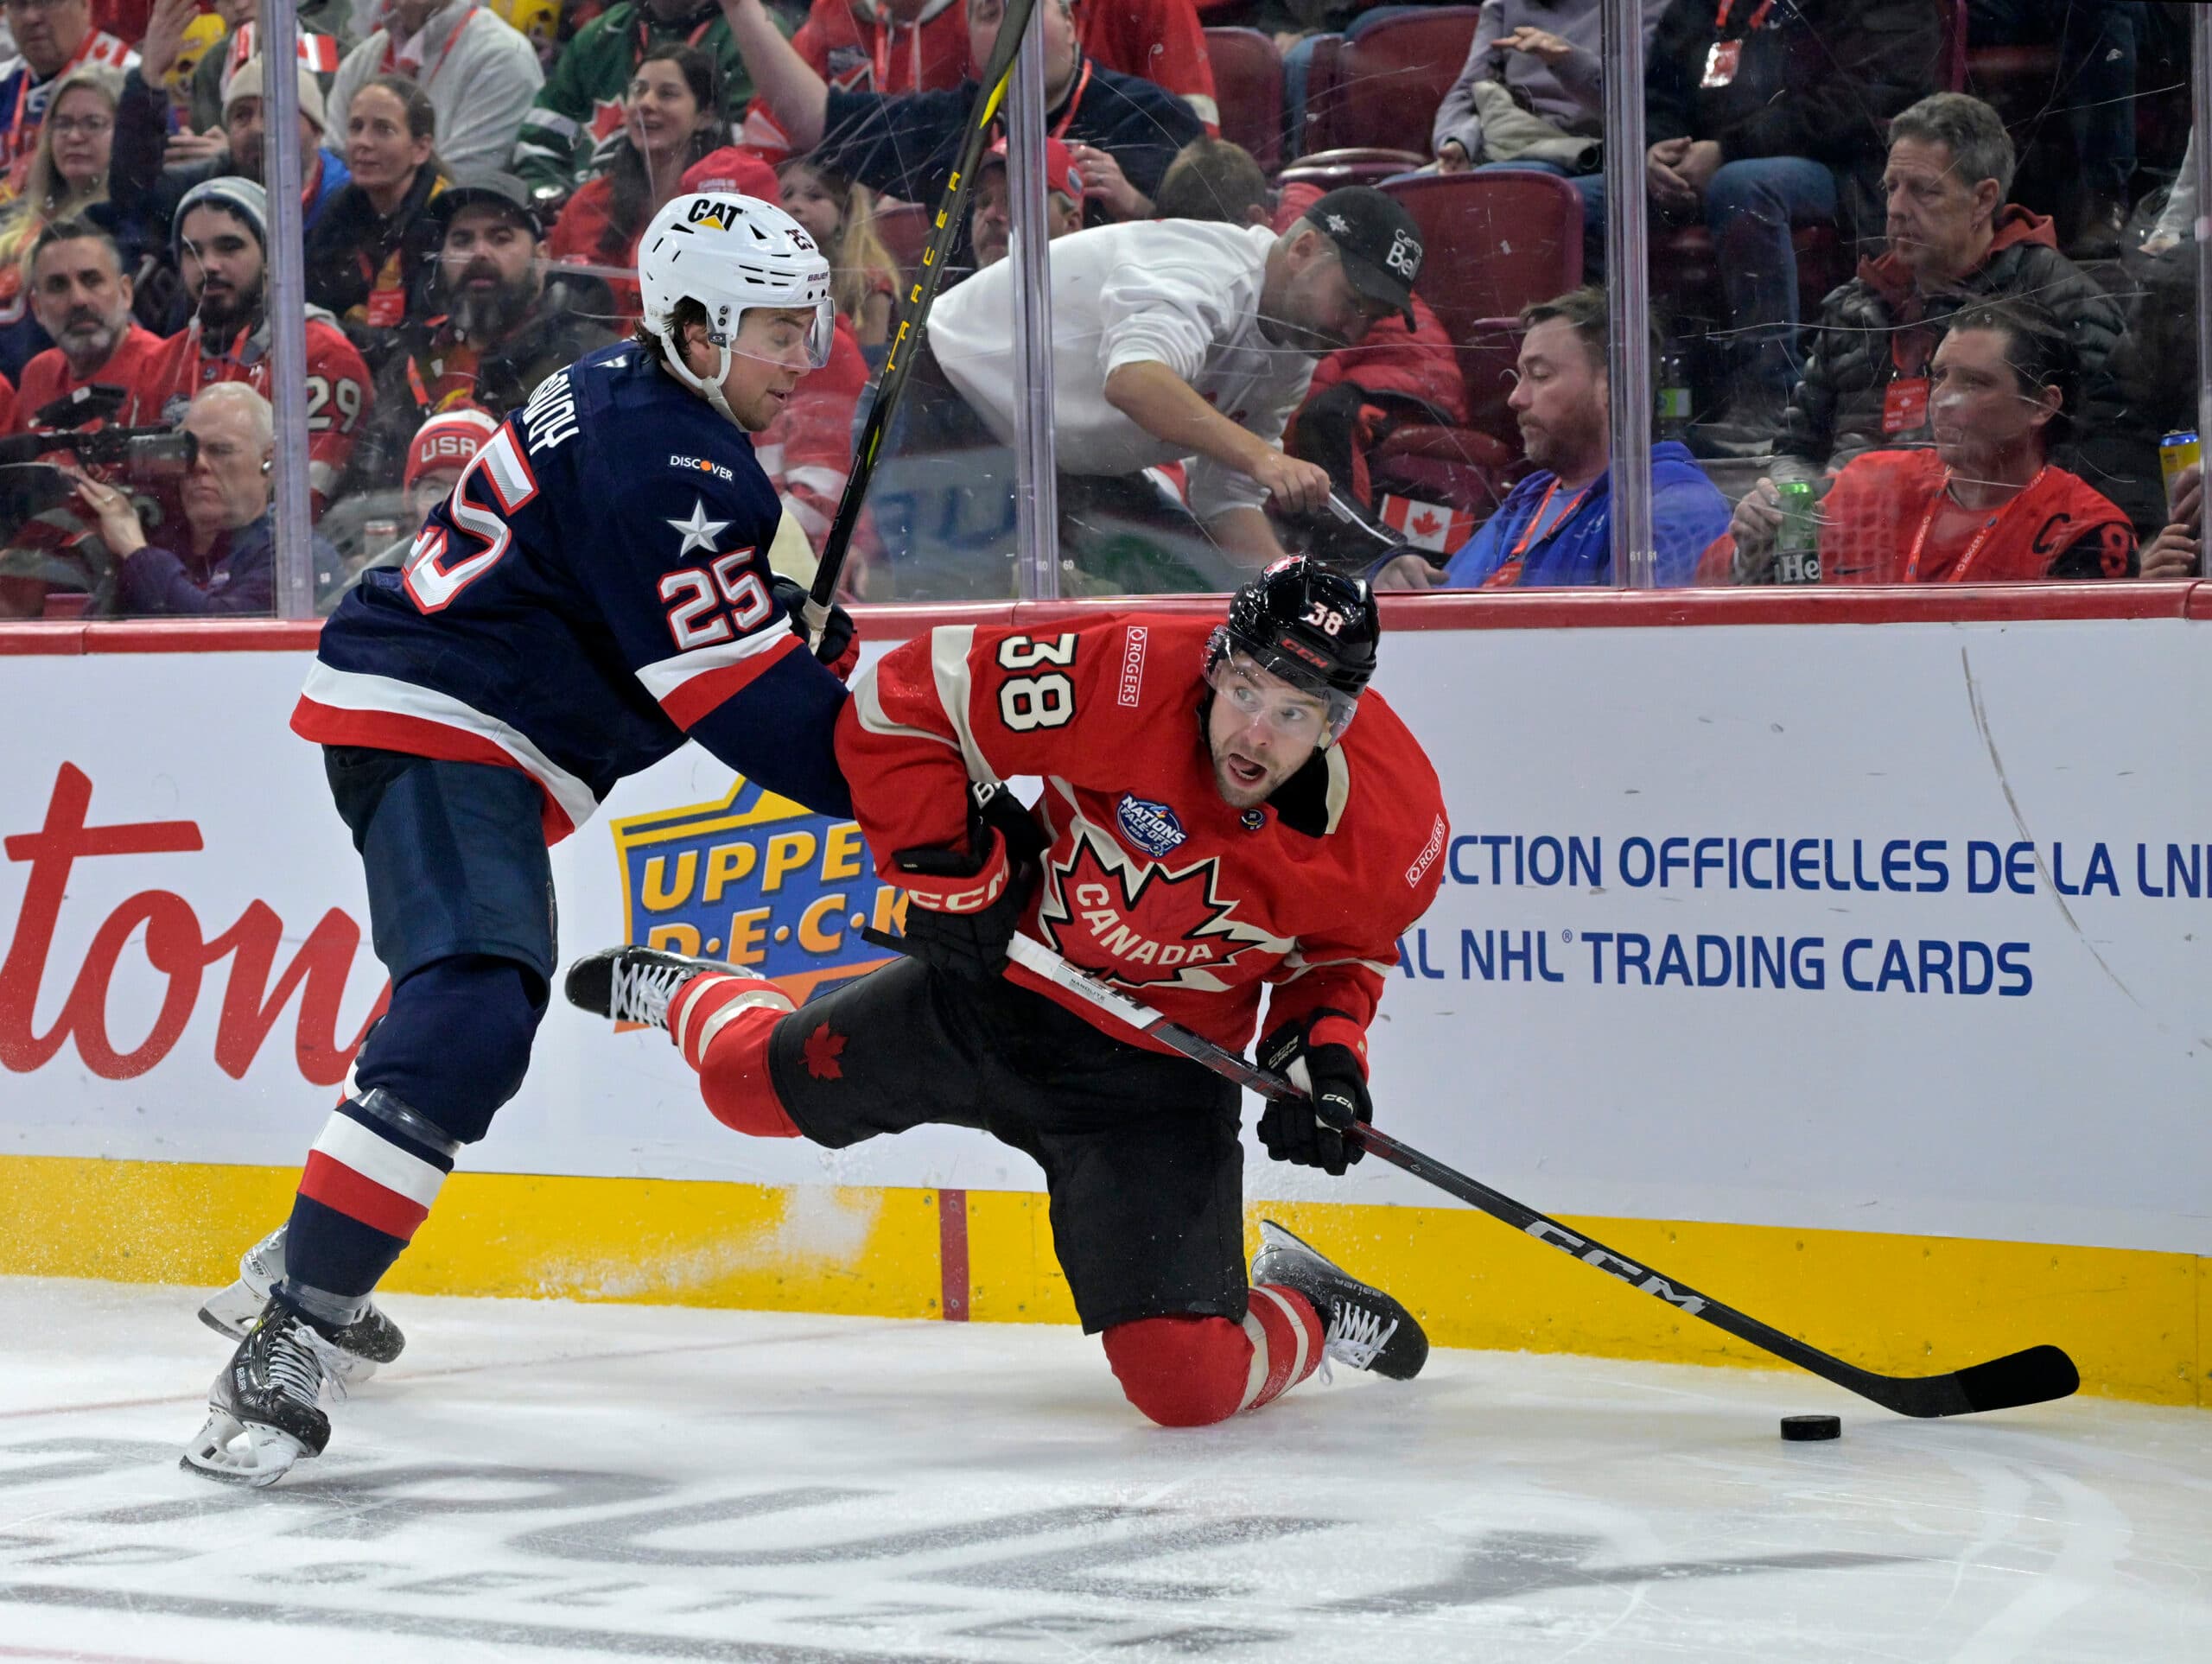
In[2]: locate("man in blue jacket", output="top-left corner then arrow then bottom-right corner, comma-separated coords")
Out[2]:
1373,287 -> 1731,590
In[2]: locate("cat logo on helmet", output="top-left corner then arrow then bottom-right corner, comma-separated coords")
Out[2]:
687,199 -> 737,232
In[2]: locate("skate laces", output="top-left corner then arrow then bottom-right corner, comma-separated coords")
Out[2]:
1324,1300 -> 1399,1373
610,954 -> 691,1029
259,1315 -> 346,1409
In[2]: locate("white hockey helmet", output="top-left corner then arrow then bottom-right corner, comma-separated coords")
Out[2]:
638,193 -> 836,423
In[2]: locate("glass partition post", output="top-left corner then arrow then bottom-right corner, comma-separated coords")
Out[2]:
258,0 -> 314,620
1007,7 -> 1060,604
1602,0 -> 1654,589
2197,6 -> 2212,459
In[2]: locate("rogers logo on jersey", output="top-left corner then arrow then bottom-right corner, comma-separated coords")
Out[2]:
1117,626 -> 1147,706
1406,813 -> 1446,887
1115,793 -> 1185,858
670,454 -> 735,482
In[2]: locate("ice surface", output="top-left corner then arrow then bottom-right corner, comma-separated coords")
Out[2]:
3,1276 -> 2207,1661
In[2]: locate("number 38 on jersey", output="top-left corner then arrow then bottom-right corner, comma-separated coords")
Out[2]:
996,632 -> 1077,732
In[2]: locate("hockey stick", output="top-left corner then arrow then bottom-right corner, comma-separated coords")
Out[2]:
800,0 -> 1042,644
861,924 -> 2078,1419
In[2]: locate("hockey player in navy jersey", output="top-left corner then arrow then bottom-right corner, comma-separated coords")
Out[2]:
183,192 -> 859,1485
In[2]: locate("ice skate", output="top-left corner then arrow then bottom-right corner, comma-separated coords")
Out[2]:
565,943 -> 791,1035
181,1299 -> 350,1487
1252,1219 -> 1429,1381
196,1224 -> 404,1385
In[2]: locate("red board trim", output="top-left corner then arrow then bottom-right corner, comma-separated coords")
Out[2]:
2,581 -> 2203,658
938,1187 -> 969,1322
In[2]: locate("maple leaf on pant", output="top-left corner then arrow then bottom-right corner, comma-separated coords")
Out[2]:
803,1022 -> 847,1081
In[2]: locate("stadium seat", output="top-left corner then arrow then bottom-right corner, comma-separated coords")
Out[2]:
1204,27 -> 1284,174
1369,171 -> 1586,518
1294,7 -> 1480,162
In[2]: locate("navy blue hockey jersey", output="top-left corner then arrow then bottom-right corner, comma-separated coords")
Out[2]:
295,344 -> 850,840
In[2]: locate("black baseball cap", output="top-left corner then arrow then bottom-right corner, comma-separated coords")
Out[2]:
431,172 -> 545,239
1303,187 -> 1423,327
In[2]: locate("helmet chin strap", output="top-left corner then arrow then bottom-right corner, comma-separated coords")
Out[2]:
658,321 -> 742,426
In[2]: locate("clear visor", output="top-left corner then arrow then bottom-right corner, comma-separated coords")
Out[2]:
722,299 -> 836,372
1206,650 -> 1354,744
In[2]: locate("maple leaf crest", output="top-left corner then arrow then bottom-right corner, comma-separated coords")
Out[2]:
1410,508 -> 1441,537
588,97 -> 627,143
802,1022 -> 846,1081
1037,828 -> 1275,989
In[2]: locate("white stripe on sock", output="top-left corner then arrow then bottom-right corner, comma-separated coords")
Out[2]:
312,1111 -> 447,1207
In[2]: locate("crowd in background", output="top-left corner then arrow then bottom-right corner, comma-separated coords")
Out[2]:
0,0 -> 2197,618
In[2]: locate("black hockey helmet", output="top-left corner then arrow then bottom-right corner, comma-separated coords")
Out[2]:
1205,556 -> 1380,735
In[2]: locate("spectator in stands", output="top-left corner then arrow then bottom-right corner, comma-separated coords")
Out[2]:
736,0 -> 969,166
327,0 -> 542,181
0,65 -> 121,378
75,382 -> 335,615
125,178 -> 374,512
1719,299 -> 2136,583
1770,95 -> 2148,527
779,152 -> 899,344
1376,286 -> 1728,589
724,0 -> 1204,225
1967,1 -> 2145,258
1431,0 -> 1662,175
547,43 -> 727,328
487,0 -> 559,73
164,0 -> 350,138
305,76 -> 448,351
967,134 -> 1083,272
119,50 -> 347,251
1154,136 -> 1469,573
156,9 -> 226,130
10,217 -> 158,429
2140,466 -> 2199,580
892,185 -> 1421,587
349,171 -> 616,486
1072,0 -> 1217,134
0,0 -> 135,178
512,0 -> 748,201
1623,0 -> 1938,455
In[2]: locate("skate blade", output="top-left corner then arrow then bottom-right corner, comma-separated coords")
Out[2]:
179,1409 -> 313,1488
195,1277 -> 262,1343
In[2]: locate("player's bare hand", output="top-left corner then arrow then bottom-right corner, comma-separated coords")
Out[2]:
1374,552 -> 1444,591
2140,524 -> 2199,581
1500,25 -> 1573,62
1063,142 -> 1144,219
1249,450 -> 1331,518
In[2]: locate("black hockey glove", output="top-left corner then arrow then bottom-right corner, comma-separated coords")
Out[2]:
890,782 -> 1047,981
772,575 -> 859,682
1256,1013 -> 1371,1176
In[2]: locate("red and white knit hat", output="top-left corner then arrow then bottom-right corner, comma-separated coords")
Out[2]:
404,408 -> 499,492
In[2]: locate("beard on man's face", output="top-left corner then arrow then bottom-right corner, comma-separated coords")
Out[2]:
54,305 -> 121,360
447,262 -> 538,341
195,274 -> 259,333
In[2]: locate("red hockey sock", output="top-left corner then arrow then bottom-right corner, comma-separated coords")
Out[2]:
668,972 -> 801,1138
1102,1286 -> 1325,1428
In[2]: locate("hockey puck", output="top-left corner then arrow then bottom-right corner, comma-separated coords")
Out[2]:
1780,1413 -> 1842,1441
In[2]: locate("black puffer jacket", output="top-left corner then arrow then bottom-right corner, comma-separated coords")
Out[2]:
1775,206 -> 2158,529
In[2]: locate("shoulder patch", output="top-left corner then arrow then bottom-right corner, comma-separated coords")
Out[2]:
670,454 -> 736,482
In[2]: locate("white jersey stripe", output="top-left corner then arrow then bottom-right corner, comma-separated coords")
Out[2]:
634,626 -> 794,707
311,1112 -> 447,1208
851,659 -> 961,750
927,625 -> 995,783
298,663 -> 601,833
1236,1309 -> 1273,1413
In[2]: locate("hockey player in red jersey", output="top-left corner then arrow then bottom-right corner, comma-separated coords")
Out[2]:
570,559 -> 1450,1426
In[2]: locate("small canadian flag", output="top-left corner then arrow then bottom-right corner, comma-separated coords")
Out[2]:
1379,493 -> 1473,554
230,26 -> 344,79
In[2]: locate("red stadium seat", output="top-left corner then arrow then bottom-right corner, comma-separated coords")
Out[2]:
1300,7 -> 1481,160
1277,147 -> 1427,192
1204,28 -> 1284,174
1369,171 -> 1586,518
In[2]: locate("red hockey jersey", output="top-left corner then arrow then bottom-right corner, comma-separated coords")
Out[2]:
840,614 -> 1449,1064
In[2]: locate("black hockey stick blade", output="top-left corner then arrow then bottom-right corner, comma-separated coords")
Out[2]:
988,930 -> 2081,1419
803,0 -> 1043,639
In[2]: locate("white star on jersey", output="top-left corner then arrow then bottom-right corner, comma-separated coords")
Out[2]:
666,498 -> 730,557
